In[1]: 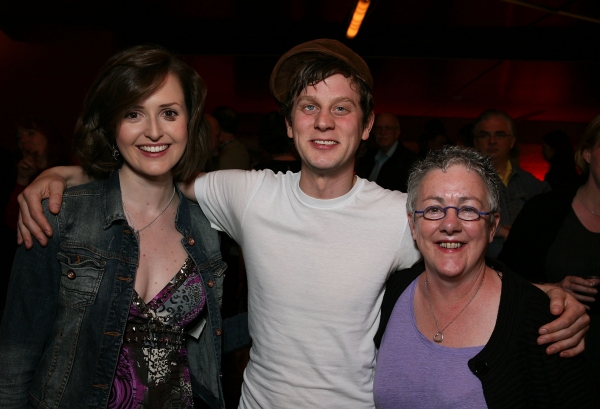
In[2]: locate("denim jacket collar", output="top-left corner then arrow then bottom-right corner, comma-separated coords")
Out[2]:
101,170 -> 126,230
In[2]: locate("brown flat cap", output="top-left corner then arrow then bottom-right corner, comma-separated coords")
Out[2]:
269,38 -> 373,104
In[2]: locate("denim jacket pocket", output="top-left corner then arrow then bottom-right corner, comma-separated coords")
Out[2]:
57,252 -> 106,309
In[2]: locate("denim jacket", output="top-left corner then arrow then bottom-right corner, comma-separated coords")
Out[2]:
0,171 -> 226,409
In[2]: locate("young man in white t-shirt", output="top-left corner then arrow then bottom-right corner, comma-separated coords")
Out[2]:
17,39 -> 590,408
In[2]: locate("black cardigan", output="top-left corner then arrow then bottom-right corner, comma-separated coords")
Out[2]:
374,259 -> 596,409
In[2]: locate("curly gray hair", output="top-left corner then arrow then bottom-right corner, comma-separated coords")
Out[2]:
406,146 -> 502,223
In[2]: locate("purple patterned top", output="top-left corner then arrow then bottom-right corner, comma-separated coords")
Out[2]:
108,258 -> 206,409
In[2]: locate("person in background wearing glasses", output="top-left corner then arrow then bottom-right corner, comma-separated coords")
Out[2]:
472,109 -> 550,257
373,146 -> 595,409
356,112 -> 418,192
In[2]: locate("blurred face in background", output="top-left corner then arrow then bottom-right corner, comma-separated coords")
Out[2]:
473,115 -> 515,167
17,127 -> 49,169
542,142 -> 554,162
373,113 -> 400,154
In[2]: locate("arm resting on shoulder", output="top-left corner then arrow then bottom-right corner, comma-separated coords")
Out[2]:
533,283 -> 589,358
17,166 -> 90,248
178,172 -> 205,202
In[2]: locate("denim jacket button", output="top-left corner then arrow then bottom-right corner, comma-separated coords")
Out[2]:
187,237 -> 195,246
215,328 -> 222,336
207,279 -> 214,288
67,270 -> 77,280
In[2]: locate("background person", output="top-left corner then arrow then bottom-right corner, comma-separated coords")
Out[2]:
472,109 -> 550,257
254,111 -> 300,173
0,45 -> 226,409
355,112 -> 418,192
374,146 -> 595,408
542,130 -> 580,189
208,106 -> 251,171
499,114 -> 600,390
5,116 -> 67,232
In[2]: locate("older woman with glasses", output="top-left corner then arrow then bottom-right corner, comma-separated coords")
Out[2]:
373,146 -> 594,408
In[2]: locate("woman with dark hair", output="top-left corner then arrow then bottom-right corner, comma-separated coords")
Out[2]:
0,45 -> 226,409
499,115 -> 600,390
542,130 -> 579,188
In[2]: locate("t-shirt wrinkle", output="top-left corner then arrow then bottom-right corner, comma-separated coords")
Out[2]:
240,170 -> 266,230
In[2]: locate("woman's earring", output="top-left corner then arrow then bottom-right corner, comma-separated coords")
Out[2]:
112,145 -> 120,161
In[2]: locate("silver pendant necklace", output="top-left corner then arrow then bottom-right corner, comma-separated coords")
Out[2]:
122,186 -> 176,236
424,270 -> 485,343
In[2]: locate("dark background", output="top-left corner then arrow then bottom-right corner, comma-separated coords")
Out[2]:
2,0 -> 600,177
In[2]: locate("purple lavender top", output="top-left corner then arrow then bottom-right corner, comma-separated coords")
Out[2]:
108,258 -> 206,409
374,278 -> 487,408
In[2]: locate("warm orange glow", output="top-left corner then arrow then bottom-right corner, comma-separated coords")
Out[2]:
346,0 -> 371,39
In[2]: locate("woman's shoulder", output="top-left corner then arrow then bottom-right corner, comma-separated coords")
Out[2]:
523,180 -> 581,210
63,178 -> 104,196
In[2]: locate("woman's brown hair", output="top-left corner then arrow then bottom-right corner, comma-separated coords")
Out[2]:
575,114 -> 600,174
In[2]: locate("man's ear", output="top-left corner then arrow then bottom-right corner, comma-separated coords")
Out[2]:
362,112 -> 375,141
285,117 -> 293,139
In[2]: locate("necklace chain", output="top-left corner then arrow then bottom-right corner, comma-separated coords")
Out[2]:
576,190 -> 600,217
122,186 -> 176,235
424,270 -> 485,343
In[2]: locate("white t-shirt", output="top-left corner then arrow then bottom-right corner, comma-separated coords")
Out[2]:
195,170 -> 420,409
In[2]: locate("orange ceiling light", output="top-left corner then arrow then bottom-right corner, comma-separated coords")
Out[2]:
346,0 -> 371,39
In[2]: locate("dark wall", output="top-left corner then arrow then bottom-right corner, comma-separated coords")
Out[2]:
0,28 -> 593,162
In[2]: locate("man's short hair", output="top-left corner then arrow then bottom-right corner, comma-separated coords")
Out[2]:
473,108 -> 520,159
269,39 -> 374,129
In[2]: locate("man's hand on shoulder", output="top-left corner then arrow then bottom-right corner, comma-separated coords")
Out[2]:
535,283 -> 589,358
17,166 -> 89,249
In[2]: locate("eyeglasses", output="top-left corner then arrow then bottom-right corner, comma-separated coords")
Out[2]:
414,206 -> 491,221
373,126 -> 399,133
476,131 -> 512,140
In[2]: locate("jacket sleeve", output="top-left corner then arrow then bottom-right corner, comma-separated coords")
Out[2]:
0,203 -> 61,407
4,183 -> 26,232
